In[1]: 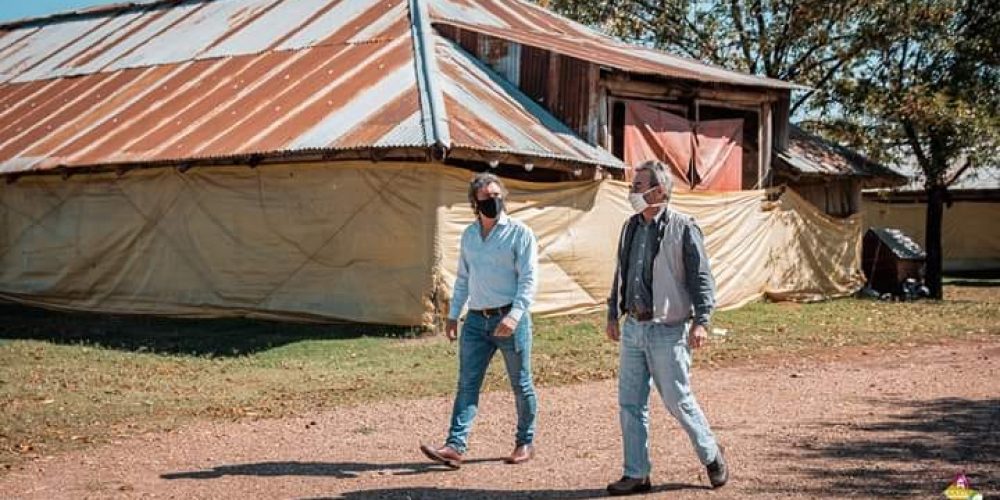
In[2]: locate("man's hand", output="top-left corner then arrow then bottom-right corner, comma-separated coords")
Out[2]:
688,323 -> 709,349
606,321 -> 620,342
493,316 -> 518,337
445,319 -> 459,341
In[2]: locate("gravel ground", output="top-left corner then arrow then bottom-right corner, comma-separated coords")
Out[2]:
1,340 -> 997,499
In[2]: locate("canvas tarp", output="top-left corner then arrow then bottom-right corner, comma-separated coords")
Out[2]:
862,200 -> 1000,272
0,162 -> 863,326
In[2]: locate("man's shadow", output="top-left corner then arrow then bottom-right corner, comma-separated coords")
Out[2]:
160,458 -> 505,480
303,483 -> 711,499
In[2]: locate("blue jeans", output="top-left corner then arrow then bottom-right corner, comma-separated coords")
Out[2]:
618,317 -> 719,478
445,312 -> 537,453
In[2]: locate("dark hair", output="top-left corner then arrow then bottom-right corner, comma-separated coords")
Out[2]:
467,172 -> 506,212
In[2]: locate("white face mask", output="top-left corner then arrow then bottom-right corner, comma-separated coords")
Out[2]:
628,187 -> 662,213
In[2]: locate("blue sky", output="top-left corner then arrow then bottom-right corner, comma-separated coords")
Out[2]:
0,0 -> 111,22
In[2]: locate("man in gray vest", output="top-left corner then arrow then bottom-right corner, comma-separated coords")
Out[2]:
605,160 -> 728,495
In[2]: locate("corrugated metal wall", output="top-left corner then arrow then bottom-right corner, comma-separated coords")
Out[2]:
436,26 -> 595,143
553,55 -> 591,137
518,44 -> 549,104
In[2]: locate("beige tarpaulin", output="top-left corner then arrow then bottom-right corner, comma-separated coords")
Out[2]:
0,162 -> 863,326
862,200 -> 1000,272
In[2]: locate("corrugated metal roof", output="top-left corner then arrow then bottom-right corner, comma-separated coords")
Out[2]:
427,0 -> 806,91
775,125 -> 907,185
869,227 -> 926,260
0,0 -> 623,174
884,158 -> 1000,192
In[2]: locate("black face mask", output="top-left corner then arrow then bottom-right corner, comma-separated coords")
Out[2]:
476,196 -> 504,219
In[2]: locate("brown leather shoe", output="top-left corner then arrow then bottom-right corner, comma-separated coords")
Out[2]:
419,444 -> 462,469
504,443 -> 534,464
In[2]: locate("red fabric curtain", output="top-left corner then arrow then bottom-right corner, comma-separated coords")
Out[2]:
623,101 -> 693,187
694,119 -> 743,191
622,101 -> 743,191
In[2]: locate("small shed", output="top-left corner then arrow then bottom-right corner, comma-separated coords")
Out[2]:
862,227 -> 926,294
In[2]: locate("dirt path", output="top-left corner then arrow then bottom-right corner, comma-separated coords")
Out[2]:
2,341 -> 997,499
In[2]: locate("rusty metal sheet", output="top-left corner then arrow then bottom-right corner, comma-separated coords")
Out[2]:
436,35 -> 620,166
0,0 -> 626,174
428,0 -> 805,90
0,0 -> 407,83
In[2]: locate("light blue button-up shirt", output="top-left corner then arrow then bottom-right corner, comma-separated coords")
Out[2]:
448,213 -> 538,323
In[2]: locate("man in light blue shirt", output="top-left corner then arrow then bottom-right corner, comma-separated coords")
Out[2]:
420,172 -> 539,469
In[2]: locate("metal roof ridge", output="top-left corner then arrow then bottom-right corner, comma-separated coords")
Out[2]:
0,0 -> 180,30
409,0 -> 450,157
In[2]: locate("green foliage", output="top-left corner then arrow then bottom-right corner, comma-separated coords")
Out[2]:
2,290 -> 998,469
826,0 -> 999,185
544,0 -> 887,116
544,0 -> 998,297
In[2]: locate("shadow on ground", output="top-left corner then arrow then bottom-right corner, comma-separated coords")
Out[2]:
0,302 -> 418,357
160,459 -> 503,480
756,397 -> 999,497
307,483 -> 709,499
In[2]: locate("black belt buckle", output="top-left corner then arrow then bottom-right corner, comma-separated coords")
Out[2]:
629,309 -> 653,321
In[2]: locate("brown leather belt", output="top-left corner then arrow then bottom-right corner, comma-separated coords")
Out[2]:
470,304 -> 512,318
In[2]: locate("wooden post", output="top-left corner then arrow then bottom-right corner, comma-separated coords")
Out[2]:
760,102 -> 772,188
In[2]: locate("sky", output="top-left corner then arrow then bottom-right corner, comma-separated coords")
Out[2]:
0,0 -> 113,22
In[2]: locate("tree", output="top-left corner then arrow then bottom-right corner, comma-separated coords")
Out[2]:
545,0 -> 998,298
827,0 -> 999,298
542,0 -> 887,116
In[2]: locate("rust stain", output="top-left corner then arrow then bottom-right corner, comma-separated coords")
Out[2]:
76,56 -> 257,163
331,90 -> 420,147
54,59 -> 222,160
182,44 -> 362,156
119,51 -> 291,155
443,94 -> 509,150
0,0 -> 627,172
441,59 -> 567,154
0,76 -> 93,141
0,78 -> 60,116
0,72 -> 125,161
317,1 -> 400,46
209,39 -> 411,155
22,65 -> 177,162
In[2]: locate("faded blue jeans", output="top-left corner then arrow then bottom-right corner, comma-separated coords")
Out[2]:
618,317 -> 719,478
445,312 -> 537,453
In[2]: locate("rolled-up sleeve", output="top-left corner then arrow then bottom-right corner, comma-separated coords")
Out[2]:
448,232 -> 470,320
507,226 -> 538,323
682,220 -> 715,326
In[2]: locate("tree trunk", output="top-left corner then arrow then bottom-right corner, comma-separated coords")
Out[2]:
924,185 -> 946,299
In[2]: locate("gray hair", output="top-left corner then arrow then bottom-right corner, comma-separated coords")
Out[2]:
634,160 -> 673,195
467,172 -> 507,211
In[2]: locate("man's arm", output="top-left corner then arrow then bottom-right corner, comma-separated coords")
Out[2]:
506,226 -> 538,325
606,220 -> 629,342
448,232 -> 471,321
682,220 -> 716,326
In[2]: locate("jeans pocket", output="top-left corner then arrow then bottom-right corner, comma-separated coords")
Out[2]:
621,321 -> 643,349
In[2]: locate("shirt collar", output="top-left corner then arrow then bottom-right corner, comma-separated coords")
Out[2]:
638,206 -> 667,226
476,212 -> 511,228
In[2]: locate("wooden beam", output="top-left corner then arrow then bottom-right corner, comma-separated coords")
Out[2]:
761,102 -> 772,188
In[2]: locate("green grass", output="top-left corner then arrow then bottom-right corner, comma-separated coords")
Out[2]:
1,286 -> 998,470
